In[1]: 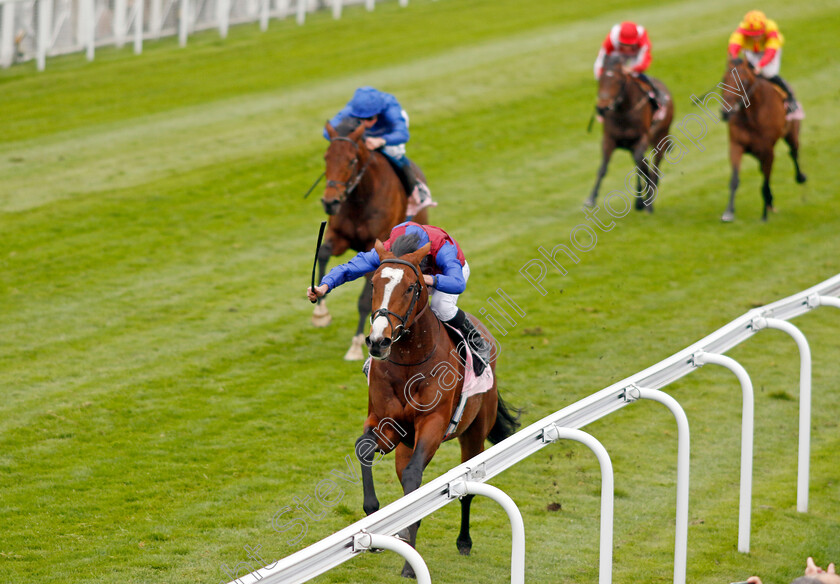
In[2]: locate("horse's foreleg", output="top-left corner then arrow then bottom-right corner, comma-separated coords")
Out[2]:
395,422 -> 445,579
759,150 -> 776,221
631,141 -> 653,212
344,276 -> 372,361
723,143 -> 744,222
587,139 -> 616,207
784,125 -> 807,184
355,429 -> 383,516
312,239 -> 334,327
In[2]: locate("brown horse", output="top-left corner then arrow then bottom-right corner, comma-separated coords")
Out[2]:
720,58 -> 806,222
586,54 -> 674,212
354,235 -> 520,578
314,118 -> 429,360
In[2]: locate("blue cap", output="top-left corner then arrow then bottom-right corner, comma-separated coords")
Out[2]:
347,87 -> 386,119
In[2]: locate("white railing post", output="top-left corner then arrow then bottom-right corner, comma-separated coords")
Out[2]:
542,425 -> 614,584
295,0 -> 305,24
625,386 -> 690,584
365,0 -> 373,11
133,0 -> 144,54
752,316 -> 812,513
114,0 -> 127,47
217,0 -> 229,38
399,0 -> 407,6
1,1 -> 15,67
37,0 -> 53,70
449,480 -> 525,584
85,0 -> 95,60
179,0 -> 188,46
692,351 -> 754,553
332,0 -> 341,19
259,0 -> 269,30
150,0 -> 162,37
352,532 -> 431,584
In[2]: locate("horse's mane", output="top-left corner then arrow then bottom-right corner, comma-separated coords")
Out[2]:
603,54 -> 623,69
335,116 -> 363,137
390,233 -> 422,257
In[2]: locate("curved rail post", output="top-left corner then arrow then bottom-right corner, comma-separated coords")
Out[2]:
541,425 -> 614,584
692,351 -> 754,553
352,532 -> 432,584
624,386 -> 690,584
752,316 -> 812,513
449,480 -> 525,584
814,295 -> 840,310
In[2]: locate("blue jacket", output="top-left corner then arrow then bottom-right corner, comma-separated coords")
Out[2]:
323,90 -> 410,146
321,223 -> 466,295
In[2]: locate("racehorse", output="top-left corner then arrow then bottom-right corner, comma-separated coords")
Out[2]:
586,54 -> 674,212
720,57 -> 806,222
354,235 -> 521,579
314,118 -> 429,360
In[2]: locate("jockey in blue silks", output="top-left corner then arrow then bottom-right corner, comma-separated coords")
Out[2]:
324,87 -> 433,207
307,222 -> 489,375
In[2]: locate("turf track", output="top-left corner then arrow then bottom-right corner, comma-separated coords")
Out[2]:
1,0 -> 839,582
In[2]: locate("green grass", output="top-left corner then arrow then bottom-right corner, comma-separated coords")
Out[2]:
2,0 -> 840,582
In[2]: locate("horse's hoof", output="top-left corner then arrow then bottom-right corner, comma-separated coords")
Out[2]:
583,196 -> 596,208
456,538 -> 472,556
721,211 -> 735,223
645,204 -> 654,214
312,302 -> 331,327
796,173 -> 807,184
634,197 -> 644,211
344,334 -> 365,361
401,564 -> 417,579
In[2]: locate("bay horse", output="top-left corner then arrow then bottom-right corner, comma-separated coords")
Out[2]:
313,118 -> 429,360
354,235 -> 521,579
720,58 -> 806,222
586,54 -> 674,212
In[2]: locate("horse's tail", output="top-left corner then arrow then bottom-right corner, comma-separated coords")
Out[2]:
488,390 -> 522,445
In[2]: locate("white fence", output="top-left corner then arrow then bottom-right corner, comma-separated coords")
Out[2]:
226,272 -> 840,584
0,0 -> 406,70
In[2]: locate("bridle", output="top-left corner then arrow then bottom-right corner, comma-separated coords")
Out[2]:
597,66 -> 629,114
370,258 -> 428,344
721,63 -> 759,116
324,136 -> 374,204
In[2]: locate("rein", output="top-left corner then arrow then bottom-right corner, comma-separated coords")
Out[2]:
325,136 -> 374,202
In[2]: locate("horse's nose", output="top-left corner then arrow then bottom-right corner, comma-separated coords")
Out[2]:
366,337 -> 392,358
321,198 -> 340,215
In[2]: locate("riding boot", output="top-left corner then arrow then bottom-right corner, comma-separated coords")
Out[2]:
397,157 -> 431,204
448,309 -> 490,376
768,75 -> 798,113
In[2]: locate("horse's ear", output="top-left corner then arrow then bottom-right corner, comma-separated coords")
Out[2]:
325,122 -> 338,139
350,122 -> 366,142
374,239 -> 388,259
405,242 -> 431,266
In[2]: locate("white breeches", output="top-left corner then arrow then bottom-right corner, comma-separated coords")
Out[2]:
744,48 -> 781,77
430,261 -> 470,322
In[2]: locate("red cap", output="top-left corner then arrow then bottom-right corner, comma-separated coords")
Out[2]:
618,21 -> 639,45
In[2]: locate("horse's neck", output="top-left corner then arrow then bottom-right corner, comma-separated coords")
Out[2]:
620,77 -> 646,111
347,152 -> 392,206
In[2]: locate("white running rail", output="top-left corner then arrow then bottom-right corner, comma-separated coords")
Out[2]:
225,272 -> 840,584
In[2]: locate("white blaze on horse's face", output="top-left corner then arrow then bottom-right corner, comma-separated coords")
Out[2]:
369,267 -> 404,343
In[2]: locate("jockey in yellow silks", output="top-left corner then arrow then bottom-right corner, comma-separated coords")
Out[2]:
728,10 -> 800,116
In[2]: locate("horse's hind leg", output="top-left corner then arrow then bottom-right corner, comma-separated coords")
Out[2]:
759,150 -> 776,221
784,123 -> 807,184
312,239 -> 334,327
344,275 -> 372,361
587,138 -> 616,207
723,143 -> 744,222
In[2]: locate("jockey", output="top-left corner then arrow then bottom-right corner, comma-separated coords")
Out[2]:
307,222 -> 490,375
593,21 -> 666,121
324,86 -> 433,209
728,10 -> 799,115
